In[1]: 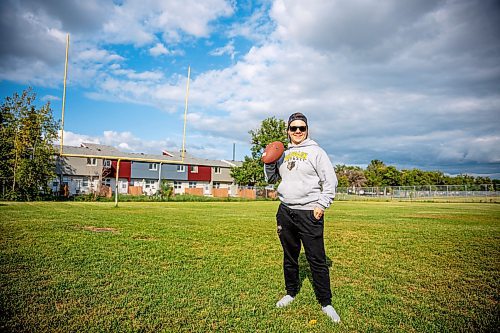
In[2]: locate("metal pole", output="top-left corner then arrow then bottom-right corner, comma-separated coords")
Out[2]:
115,159 -> 121,207
60,33 -> 69,156
181,66 -> 191,162
158,163 -> 162,196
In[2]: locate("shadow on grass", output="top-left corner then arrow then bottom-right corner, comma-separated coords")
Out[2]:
298,252 -> 332,295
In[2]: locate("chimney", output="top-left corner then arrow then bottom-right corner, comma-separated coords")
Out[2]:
162,150 -> 173,157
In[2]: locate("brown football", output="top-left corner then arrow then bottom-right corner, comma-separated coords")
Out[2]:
261,141 -> 285,164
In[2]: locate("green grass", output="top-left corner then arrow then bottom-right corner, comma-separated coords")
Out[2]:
1,201 -> 498,332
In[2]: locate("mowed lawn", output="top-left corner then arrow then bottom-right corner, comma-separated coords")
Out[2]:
0,201 -> 498,332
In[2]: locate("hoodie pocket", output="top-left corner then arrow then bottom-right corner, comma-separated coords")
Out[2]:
278,179 -> 305,201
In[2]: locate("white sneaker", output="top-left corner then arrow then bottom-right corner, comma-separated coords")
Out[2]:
322,305 -> 341,323
276,295 -> 295,308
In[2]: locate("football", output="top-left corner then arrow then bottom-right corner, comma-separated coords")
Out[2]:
261,141 -> 285,164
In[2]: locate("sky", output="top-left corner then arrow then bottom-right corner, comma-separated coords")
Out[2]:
1,0 -> 499,177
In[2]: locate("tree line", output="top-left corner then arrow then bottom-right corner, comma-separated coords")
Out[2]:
0,89 -> 58,200
335,160 -> 497,189
231,117 -> 499,190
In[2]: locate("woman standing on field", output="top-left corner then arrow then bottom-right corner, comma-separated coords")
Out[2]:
264,112 -> 340,323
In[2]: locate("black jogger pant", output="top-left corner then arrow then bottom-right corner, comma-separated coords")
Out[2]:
276,203 -> 332,307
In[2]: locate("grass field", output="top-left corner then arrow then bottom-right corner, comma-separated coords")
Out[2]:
1,201 -> 498,332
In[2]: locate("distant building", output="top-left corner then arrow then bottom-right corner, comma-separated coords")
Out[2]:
53,143 -> 242,197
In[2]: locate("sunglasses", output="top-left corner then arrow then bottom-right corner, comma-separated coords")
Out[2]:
289,126 -> 307,132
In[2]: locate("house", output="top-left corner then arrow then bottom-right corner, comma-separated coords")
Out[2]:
54,143 -> 242,197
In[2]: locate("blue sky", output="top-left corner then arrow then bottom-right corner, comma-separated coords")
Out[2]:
1,0 -> 499,177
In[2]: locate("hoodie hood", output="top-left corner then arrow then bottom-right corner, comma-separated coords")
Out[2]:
289,138 -> 318,149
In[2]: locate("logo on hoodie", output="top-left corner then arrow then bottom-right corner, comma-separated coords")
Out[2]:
284,151 -> 308,161
285,151 -> 308,171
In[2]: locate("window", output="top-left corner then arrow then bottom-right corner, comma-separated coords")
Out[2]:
177,165 -> 185,172
145,180 -> 155,188
189,182 -> 197,188
213,182 -> 221,189
214,167 -> 221,174
174,181 -> 182,189
190,165 -> 198,173
149,163 -> 158,171
103,160 -> 112,168
82,179 -> 89,187
86,158 -> 97,166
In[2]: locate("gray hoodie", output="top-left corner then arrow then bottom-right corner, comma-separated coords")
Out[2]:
264,138 -> 338,210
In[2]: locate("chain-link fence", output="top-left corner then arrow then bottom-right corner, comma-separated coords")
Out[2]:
244,184 -> 499,201
335,184 -> 499,201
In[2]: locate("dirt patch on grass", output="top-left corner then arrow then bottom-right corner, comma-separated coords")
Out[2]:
83,226 -> 119,233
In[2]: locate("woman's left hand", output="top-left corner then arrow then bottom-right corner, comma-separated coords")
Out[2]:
313,207 -> 324,220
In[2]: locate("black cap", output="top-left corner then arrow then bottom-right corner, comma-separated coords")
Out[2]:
288,112 -> 308,128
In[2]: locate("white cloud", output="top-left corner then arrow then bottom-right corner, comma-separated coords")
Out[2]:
56,129 -> 229,159
111,67 -> 164,81
41,94 -> 61,102
77,49 -> 125,63
228,6 -> 275,43
149,43 -> 170,56
0,0 -> 234,86
210,40 -> 237,61
102,0 -> 234,45
56,130 -> 100,147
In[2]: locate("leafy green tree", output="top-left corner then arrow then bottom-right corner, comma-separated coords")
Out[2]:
365,160 -> 400,187
158,180 -> 173,201
450,174 -> 476,186
0,89 -> 59,200
401,169 -> 432,186
335,164 -> 350,188
0,97 -> 16,192
231,117 -> 287,186
365,159 -> 386,187
492,179 -> 500,191
231,156 -> 264,186
427,171 -> 446,185
382,165 -> 401,186
336,164 -> 367,188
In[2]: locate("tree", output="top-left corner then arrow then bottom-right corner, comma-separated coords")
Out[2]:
0,89 -> 59,200
231,117 -> 287,186
383,166 -> 401,186
335,164 -> 350,188
335,164 -> 367,188
158,179 -> 173,201
365,159 -> 386,187
365,160 -> 401,187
